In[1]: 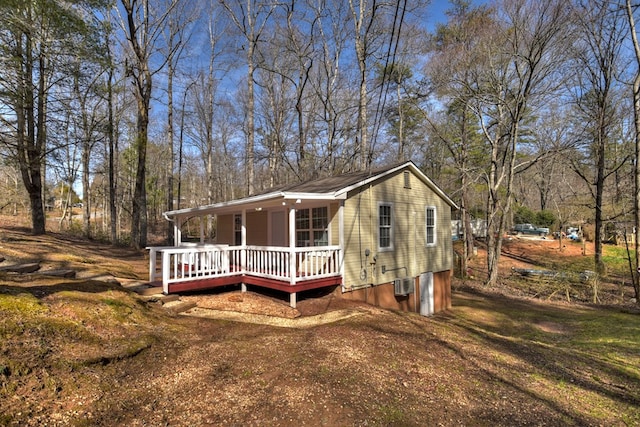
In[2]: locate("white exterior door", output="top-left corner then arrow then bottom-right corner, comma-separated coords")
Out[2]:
419,272 -> 434,317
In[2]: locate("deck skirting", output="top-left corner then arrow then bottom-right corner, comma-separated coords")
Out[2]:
164,273 -> 342,295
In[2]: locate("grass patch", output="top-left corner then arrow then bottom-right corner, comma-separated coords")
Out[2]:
602,245 -> 636,276
453,292 -> 640,423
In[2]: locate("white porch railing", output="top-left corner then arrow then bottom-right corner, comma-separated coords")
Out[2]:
148,245 -> 342,294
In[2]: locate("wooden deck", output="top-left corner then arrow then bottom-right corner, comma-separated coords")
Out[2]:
147,244 -> 343,308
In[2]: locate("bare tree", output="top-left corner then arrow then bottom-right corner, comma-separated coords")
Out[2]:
425,0 -> 496,279
570,0 -> 628,280
117,0 -> 177,248
307,0 -> 351,175
161,0 -> 197,241
0,0 -> 100,234
625,0 -> 640,303
221,0 -> 279,195
469,0 -> 572,285
348,0 -> 381,170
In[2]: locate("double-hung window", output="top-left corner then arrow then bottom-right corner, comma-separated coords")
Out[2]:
425,206 -> 436,246
234,214 -> 242,245
378,203 -> 393,251
296,206 -> 329,246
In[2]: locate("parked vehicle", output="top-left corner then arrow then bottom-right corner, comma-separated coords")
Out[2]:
513,223 -> 549,236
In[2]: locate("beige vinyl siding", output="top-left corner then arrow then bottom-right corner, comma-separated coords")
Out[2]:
216,214 -> 234,245
329,201 -> 340,245
342,169 -> 452,289
215,211 -> 268,246
246,211 -> 268,246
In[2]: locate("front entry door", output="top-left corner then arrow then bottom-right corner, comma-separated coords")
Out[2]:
270,211 -> 286,247
419,272 -> 434,317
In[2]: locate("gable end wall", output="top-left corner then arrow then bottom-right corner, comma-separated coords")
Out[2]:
341,168 -> 453,291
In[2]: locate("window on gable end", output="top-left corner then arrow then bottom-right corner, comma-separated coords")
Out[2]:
403,171 -> 411,188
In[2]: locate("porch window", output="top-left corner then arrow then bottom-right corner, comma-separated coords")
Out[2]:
296,206 -> 328,246
234,214 -> 242,245
425,206 -> 436,246
379,203 -> 393,251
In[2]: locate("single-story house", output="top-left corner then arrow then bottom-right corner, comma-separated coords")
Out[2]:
147,160 -> 457,316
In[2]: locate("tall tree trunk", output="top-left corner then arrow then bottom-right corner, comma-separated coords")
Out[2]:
246,41 -> 256,195
82,142 -> 91,237
167,56 -> 175,243
108,57 -> 118,244
626,0 -> 640,302
131,98 -> 149,249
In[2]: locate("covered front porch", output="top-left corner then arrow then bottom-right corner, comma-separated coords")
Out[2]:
148,189 -> 346,308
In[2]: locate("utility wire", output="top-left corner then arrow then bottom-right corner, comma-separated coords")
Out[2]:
370,0 -> 407,165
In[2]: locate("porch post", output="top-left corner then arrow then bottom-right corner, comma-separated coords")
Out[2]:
241,209 -> 247,246
199,217 -> 204,243
289,205 -> 296,285
290,292 -> 297,308
339,201 -> 345,278
175,217 -> 182,246
241,209 -> 247,292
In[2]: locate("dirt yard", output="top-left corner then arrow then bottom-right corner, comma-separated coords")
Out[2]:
1,221 -> 639,426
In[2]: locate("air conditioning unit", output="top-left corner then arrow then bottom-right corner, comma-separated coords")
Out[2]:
394,277 -> 414,296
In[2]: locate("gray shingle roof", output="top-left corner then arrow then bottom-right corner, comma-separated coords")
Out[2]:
164,160 -> 457,218
254,162 -> 406,195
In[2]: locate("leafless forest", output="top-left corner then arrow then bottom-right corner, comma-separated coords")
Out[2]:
2,0 -> 640,295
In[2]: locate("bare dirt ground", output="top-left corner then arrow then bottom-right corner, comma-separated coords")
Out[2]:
1,219 -> 639,426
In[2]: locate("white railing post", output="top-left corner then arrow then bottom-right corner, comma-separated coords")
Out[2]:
148,247 -> 157,282
289,206 -> 296,285
162,251 -> 170,294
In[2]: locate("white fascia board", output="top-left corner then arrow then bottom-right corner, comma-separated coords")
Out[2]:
163,190 -> 346,221
164,191 -> 285,219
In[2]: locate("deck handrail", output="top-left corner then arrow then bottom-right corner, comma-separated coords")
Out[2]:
148,244 -> 342,293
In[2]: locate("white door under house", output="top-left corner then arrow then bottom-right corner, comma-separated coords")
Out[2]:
420,272 -> 434,316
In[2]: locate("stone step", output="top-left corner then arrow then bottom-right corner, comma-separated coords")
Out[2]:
0,262 -> 41,274
165,301 -> 197,314
135,286 -> 164,296
159,294 -> 180,304
35,269 -> 76,278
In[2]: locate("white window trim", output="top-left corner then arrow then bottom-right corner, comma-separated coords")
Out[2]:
295,205 -> 330,247
425,206 -> 437,247
378,202 -> 394,252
